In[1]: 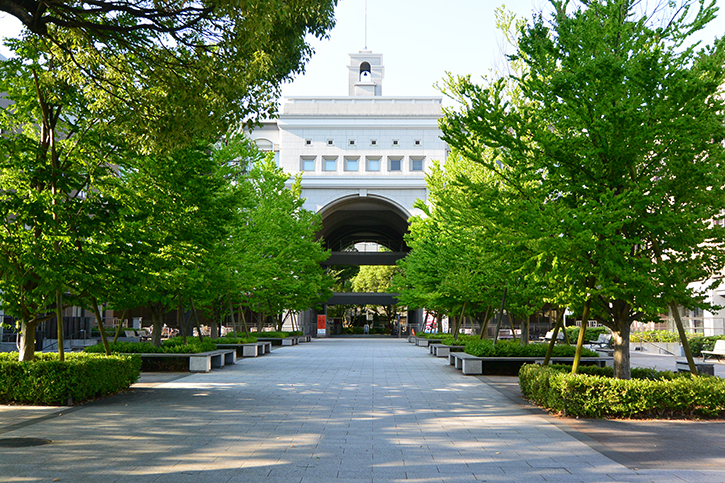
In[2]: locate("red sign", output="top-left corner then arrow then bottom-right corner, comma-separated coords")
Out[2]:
317,315 -> 326,330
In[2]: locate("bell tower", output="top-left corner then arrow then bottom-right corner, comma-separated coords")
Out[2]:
348,51 -> 384,97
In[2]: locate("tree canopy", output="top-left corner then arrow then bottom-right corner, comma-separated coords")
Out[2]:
439,0 -> 725,377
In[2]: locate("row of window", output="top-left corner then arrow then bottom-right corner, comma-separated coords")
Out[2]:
305,138 -> 422,147
301,155 -> 425,173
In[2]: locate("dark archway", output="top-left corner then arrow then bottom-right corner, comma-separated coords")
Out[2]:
307,195 -> 419,336
319,195 -> 410,266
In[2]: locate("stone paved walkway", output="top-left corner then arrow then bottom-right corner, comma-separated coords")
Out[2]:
1,338 -> 725,482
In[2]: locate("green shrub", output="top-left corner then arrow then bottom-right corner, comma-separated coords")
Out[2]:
465,340 -> 599,358
217,335 -> 258,344
84,338 -> 217,354
689,335 -> 725,357
565,326 -> 610,343
256,331 -> 290,338
439,334 -> 478,346
519,363 -> 725,418
0,352 -> 140,405
630,330 -> 681,343
289,331 -> 303,336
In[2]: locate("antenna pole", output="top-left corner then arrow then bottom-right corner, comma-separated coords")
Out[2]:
364,0 -> 368,49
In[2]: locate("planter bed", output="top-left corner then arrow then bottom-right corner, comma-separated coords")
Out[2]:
429,344 -> 465,358
256,337 -> 297,346
127,350 -> 236,373
449,353 -> 611,376
215,342 -> 272,357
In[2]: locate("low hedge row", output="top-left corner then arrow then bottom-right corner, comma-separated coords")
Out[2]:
519,363 -> 725,418
564,326 -> 609,342
0,352 -> 140,405
465,339 -> 599,358
85,337 -> 217,354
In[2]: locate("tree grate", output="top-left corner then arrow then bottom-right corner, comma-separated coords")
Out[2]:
0,437 -> 53,447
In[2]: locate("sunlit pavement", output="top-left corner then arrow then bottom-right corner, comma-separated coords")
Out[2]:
1,338 -> 724,483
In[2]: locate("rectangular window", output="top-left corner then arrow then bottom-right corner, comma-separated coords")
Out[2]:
345,156 -> 359,171
388,156 -> 402,172
349,139 -> 356,146
327,139 -> 334,146
305,139 -> 312,145
414,139 -> 421,146
301,156 -> 316,172
366,156 -> 381,172
410,156 -> 425,172
324,156 -> 337,172
392,139 -> 399,146
371,139 -> 377,146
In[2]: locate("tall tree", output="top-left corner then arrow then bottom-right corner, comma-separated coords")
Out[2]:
441,0 -> 725,378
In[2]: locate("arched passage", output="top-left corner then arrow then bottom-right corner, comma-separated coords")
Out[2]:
318,195 -> 410,266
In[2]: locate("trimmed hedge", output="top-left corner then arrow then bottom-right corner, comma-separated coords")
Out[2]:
85,337 -> 217,354
519,363 -> 725,418
465,339 -> 599,358
564,326 -> 610,343
0,352 -> 140,405
439,334 -> 479,346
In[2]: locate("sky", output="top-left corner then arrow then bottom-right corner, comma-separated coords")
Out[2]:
2,0 -> 725,108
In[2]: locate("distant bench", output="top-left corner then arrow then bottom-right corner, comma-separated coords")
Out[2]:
702,340 -> 725,362
415,338 -> 443,347
128,349 -> 236,373
448,352 -> 612,376
215,341 -> 272,358
257,337 -> 298,347
429,343 -> 465,358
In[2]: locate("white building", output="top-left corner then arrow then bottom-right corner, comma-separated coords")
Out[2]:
249,49 -> 448,334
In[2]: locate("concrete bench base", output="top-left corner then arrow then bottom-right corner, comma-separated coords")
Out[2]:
215,342 -> 272,357
676,361 -> 715,376
129,350 -> 236,373
430,343 -> 465,358
416,338 -> 442,347
449,353 -> 612,376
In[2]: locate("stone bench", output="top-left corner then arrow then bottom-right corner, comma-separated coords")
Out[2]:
702,340 -> 725,362
676,360 -> 715,376
448,353 -> 611,376
429,343 -> 465,358
257,337 -> 298,346
416,338 -> 442,347
129,349 -> 236,373
215,341 -> 272,357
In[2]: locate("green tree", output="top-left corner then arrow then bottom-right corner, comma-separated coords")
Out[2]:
441,0 -> 725,378
1,0 -> 337,151
238,158 -> 333,332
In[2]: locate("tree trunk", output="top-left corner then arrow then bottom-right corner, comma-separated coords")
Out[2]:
612,316 -> 631,379
150,302 -> 164,347
19,320 -> 39,361
478,307 -> 492,339
571,298 -> 592,374
56,291 -> 64,361
91,297 -> 111,356
543,308 -> 566,366
520,315 -> 529,345
493,287 -> 508,344
669,302 -> 698,375
238,304 -> 250,336
436,312 -> 443,334
113,310 -> 127,344
189,298 -> 203,342
178,292 -> 186,344
228,296 -> 237,335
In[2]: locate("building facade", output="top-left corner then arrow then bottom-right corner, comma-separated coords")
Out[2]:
249,49 -> 448,335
